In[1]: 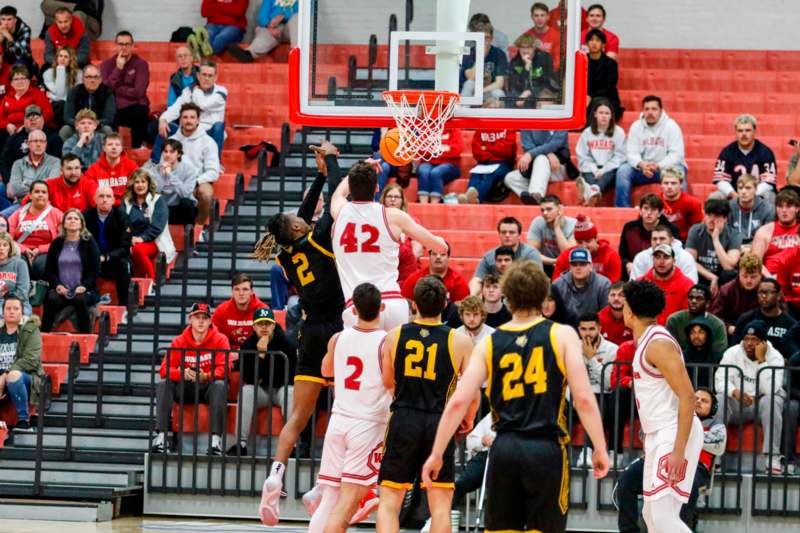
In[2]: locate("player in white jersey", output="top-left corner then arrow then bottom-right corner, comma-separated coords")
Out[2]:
622,280 -> 704,533
307,283 -> 392,533
331,161 -> 448,331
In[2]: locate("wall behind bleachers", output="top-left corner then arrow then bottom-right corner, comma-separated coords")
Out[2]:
7,0 -> 800,50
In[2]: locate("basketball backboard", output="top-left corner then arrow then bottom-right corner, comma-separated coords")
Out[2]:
289,0 -> 587,130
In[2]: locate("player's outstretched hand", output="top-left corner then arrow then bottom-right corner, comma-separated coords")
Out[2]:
592,448 -> 610,479
421,453 -> 443,489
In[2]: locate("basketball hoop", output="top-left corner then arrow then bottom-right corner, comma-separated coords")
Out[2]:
382,90 -> 459,162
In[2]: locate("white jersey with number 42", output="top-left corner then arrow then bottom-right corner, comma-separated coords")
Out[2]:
633,324 -> 684,434
333,202 -> 401,301
331,326 -> 391,423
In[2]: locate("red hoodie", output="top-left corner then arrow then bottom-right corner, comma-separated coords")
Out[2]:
84,153 -> 140,204
46,175 -> 98,212
609,340 -> 635,390
211,294 -> 268,349
599,305 -> 632,346
47,15 -> 86,51
201,0 -> 250,30
772,246 -> 800,305
160,324 -> 231,382
642,267 -> 694,325
660,192 -> 703,242
428,128 -> 464,165
0,87 -> 55,129
471,129 -> 517,163
552,240 -> 622,283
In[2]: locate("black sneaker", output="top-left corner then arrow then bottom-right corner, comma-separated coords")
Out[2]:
227,44 -> 254,63
226,443 -> 248,456
13,420 -> 33,432
520,192 -> 539,205
208,444 -> 224,456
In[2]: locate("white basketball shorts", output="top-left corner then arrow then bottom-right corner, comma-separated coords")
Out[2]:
642,416 -> 704,503
317,413 -> 386,487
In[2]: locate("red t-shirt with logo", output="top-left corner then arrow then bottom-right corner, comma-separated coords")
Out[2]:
660,192 -> 704,242
211,295 -> 268,349
598,305 -> 632,346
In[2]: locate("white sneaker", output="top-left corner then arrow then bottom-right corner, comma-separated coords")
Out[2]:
151,432 -> 168,453
420,517 -> 432,533
577,446 -> 593,468
587,184 -> 602,206
575,176 -> 589,205
259,475 -> 283,526
766,454 -> 784,475
302,484 -> 322,516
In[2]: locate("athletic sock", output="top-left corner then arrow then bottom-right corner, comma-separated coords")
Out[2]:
270,461 -> 286,481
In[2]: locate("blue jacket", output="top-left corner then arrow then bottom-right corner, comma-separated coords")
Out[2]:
124,194 -> 169,242
520,130 -> 570,160
257,0 -> 298,28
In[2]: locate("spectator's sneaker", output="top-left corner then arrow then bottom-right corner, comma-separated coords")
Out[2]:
520,192 -> 541,205
420,517 -> 432,533
576,446 -> 593,468
13,419 -> 33,432
226,442 -> 248,457
457,187 -> 479,204
186,34 -> 202,62
587,185 -> 602,206
151,432 -> 169,453
259,475 -> 283,526
207,435 -> 223,456
349,486 -> 380,524
194,26 -> 214,57
302,484 -> 322,516
227,44 -> 254,63
575,176 -> 589,205
766,455 -> 784,475
99,293 -> 112,305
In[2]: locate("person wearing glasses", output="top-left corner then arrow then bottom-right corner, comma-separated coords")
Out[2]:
61,63 -> 116,140
100,31 -> 149,148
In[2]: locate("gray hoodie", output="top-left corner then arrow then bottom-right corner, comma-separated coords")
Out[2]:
552,271 -> 611,321
142,159 -> 199,207
727,196 -> 774,244
0,255 -> 31,310
626,110 -> 686,171
169,128 -> 220,185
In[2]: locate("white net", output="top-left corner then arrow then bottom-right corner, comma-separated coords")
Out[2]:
382,91 -> 459,162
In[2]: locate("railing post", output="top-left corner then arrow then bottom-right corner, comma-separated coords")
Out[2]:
123,281 -> 139,393
33,373 -> 47,496
230,174 -> 244,273
64,342 -> 79,461
205,202 -> 218,301
279,123 -> 290,213
94,311 -> 110,426
153,253 -> 166,351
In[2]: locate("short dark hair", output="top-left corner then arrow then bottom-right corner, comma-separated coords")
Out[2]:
353,283 -> 382,321
776,188 -> 800,207
0,6 -> 17,17
760,278 -> 781,292
3,295 -> 22,311
501,261 -> 549,313
468,13 -> 491,31
9,64 -> 30,80
639,193 -> 663,210
531,2 -> 549,14
590,98 -> 617,136
29,180 -> 49,194
483,273 -> 501,287
231,273 -> 253,288
200,59 -> 217,71
651,224 -> 673,237
179,102 -> 202,118
495,246 -> 515,260
578,312 -> 600,325
704,197 -> 730,218
61,153 -> 81,166
496,216 -> 522,233
115,30 -> 134,42
54,7 -> 72,16
610,280 -> 625,291
584,28 -> 606,45
642,95 -> 663,108
623,280 -> 666,320
163,138 -> 184,158
347,161 -> 378,201
689,283 -> 711,301
413,276 -> 447,318
541,194 -> 562,206
587,4 -> 607,18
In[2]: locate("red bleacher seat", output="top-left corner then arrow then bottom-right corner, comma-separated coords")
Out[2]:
273,310 -> 287,330
97,277 -> 151,307
42,364 -> 69,396
41,333 -> 97,365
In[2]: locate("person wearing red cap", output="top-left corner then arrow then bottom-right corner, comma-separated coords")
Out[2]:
641,244 -> 694,325
552,214 -> 622,283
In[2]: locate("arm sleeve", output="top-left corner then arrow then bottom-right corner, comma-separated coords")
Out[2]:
527,131 -> 567,158
473,255 -> 492,279
9,326 -> 42,374
171,163 -> 199,200
44,33 -> 55,65
296,172 -> 326,223
76,34 -> 91,66
140,198 -> 169,242
196,140 -> 221,184
12,257 -> 29,301
160,89 -> 185,123
324,153 -> 345,210
606,128 -> 627,171
575,131 -> 598,174
81,238 -> 101,290
618,224 -> 632,264
108,210 -> 133,259
626,124 -> 643,169
8,161 -> 23,199
703,421 -> 727,456
101,93 -> 116,127
658,123 -> 685,170
8,25 -> 31,59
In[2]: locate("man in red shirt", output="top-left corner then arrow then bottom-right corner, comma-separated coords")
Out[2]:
402,245 -> 469,305
44,7 -> 89,67
212,273 -> 268,349
659,167 -> 703,242
598,281 -> 632,346
46,154 -> 97,212
84,133 -> 139,204
641,244 -> 694,325
552,214 -> 622,282
523,2 -> 562,70
752,188 -> 800,275
580,4 -> 620,59
770,233 -> 800,319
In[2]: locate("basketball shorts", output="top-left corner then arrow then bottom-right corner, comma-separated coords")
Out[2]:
378,407 -> 455,490
343,295 -> 409,332
317,412 -> 386,487
642,417 -> 704,503
484,432 -> 569,533
295,318 -> 343,383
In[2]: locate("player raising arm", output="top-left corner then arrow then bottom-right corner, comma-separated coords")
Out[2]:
422,261 -> 609,533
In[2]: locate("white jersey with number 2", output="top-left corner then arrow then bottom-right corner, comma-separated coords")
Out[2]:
331,326 -> 391,423
333,202 -> 401,301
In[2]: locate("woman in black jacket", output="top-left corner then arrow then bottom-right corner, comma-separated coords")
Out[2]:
41,208 -> 101,333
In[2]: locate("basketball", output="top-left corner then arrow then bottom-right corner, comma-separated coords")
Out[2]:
379,128 -> 412,167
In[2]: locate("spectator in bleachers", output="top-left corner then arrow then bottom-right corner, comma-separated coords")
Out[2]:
41,1 -> 102,41
200,0 -> 250,56
0,67 -> 55,142
42,46 -> 83,128
469,13 -> 509,54
155,61 -> 227,158
460,21 -> 506,99
686,197 -> 742,293
481,273 -> 511,328
46,153 -> 97,212
640,244 -> 694,325
712,114 -> 777,204
8,181 -> 62,280
228,306 -> 295,456
771,235 -> 800,321
62,108 -> 105,170
506,34 -> 557,108
468,216 -> 542,294
378,183 -> 420,287
416,128 -> 463,204
123,169 -> 176,280
458,117 -> 517,204
575,99 -> 626,206
629,224 -> 698,283
598,281 -> 632,346
615,95 -> 686,208
733,279 -> 795,358
715,320 -> 786,474
43,7 -> 89,68
618,193 -> 679,276
152,302 -> 229,455
681,318 -> 723,387
41,208 -> 100,333
6,129 -> 61,211
227,0 -> 298,63
142,139 -> 199,226
60,64 -> 116,140
84,185 -> 131,307
581,4 -> 620,59
84,133 -> 139,204
212,273 -> 267,350
727,174 -> 774,246
552,247 -> 611,320
0,295 -> 43,431
709,253 -> 763,335
455,296 -> 495,345
167,46 -> 198,107
504,129 -> 571,205
100,31 -> 150,149
0,7 -> 36,82
585,29 -> 622,122
527,194 -> 576,273
542,285 -> 576,326
659,167 -> 703,242
0,232 -> 30,316
667,284 -> 728,361
0,104 -> 62,182
522,3 -> 561,71
402,245 -> 469,308
169,103 -> 220,226
375,159 -> 413,198
552,214 -> 621,283
492,246 -> 514,276
752,188 -> 800,275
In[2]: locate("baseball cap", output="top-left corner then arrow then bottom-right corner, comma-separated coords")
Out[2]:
24,105 -> 42,117
743,320 -> 768,341
569,247 -> 591,264
187,302 -> 212,318
253,307 -> 275,324
652,243 -> 675,257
